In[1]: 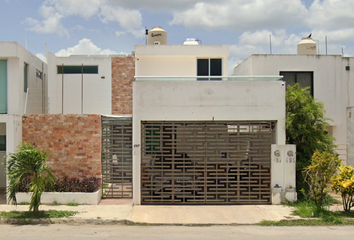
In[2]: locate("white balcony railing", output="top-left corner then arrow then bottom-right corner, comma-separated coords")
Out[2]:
135,75 -> 283,81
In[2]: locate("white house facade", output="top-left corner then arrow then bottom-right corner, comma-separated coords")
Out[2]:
0,41 -> 48,188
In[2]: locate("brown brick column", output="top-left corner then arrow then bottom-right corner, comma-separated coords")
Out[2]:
112,56 -> 135,114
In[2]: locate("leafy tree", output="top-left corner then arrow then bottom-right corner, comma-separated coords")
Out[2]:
286,84 -> 336,198
4,142 -> 55,213
331,165 -> 354,211
303,151 -> 341,210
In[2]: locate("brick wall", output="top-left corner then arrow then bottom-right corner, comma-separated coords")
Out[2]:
112,56 -> 135,114
22,115 -> 102,182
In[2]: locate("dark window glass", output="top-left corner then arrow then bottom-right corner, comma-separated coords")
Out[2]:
57,65 -> 98,74
280,71 -> 313,95
210,59 -> 222,76
24,63 -> 28,92
0,135 -> 5,151
197,59 -> 209,76
36,69 -> 43,79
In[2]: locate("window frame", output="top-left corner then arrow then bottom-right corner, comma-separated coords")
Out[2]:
280,71 -> 314,96
24,62 -> 29,92
197,58 -> 222,81
57,65 -> 99,74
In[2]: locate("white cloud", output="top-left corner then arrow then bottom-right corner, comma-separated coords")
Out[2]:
99,5 -> 143,37
45,0 -> 102,19
36,53 -> 47,62
115,31 -> 126,37
105,0 -> 228,11
311,29 -> 354,45
24,5 -> 69,37
25,0 -> 144,38
170,0 -> 308,31
55,38 -> 117,56
307,0 -> 354,31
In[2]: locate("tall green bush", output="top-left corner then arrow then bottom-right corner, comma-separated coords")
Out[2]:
286,83 -> 336,198
4,142 -> 55,213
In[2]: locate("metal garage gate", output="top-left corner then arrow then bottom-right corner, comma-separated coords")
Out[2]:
141,121 -> 275,205
101,117 -> 132,198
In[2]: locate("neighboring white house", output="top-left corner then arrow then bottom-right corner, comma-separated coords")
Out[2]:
47,52 -> 113,115
0,41 -> 48,188
234,37 -> 353,166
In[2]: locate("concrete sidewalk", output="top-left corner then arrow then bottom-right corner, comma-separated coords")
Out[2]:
0,201 -> 298,225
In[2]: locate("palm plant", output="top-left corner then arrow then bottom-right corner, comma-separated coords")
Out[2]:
5,142 -> 55,213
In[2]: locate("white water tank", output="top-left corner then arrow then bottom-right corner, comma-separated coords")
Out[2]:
183,38 -> 199,45
297,37 -> 317,55
147,26 -> 167,45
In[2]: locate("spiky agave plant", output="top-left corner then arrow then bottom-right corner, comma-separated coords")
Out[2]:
5,142 -> 55,213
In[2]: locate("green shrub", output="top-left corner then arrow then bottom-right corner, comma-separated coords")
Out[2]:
303,151 -> 341,210
331,165 -> 354,211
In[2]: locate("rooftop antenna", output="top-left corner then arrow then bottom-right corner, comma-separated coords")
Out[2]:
342,47 -> 344,56
269,34 -> 272,54
325,36 -> 328,55
45,41 -> 48,62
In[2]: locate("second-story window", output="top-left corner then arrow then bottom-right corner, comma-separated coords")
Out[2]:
57,65 -> 98,74
280,71 -> 314,96
197,58 -> 222,80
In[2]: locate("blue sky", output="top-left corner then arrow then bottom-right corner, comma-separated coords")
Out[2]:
1,0 -> 354,73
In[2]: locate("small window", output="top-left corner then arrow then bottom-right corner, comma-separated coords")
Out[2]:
280,71 -> 313,95
57,65 -> 98,74
197,58 -> 222,81
36,69 -> 43,79
24,63 -> 28,92
0,135 -> 5,151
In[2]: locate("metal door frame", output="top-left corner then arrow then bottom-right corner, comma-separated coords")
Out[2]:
101,116 -> 132,198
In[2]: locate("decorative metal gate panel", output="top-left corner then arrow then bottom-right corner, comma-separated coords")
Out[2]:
102,117 -> 132,198
141,121 -> 274,205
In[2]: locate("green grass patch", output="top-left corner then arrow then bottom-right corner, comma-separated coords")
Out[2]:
266,196 -> 354,226
260,219 -> 354,226
66,203 -> 79,206
0,210 -> 78,219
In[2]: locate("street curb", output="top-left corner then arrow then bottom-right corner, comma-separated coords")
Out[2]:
0,218 -> 133,225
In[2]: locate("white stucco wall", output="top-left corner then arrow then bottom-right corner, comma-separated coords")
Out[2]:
234,54 -> 347,144
0,115 -> 22,190
135,45 -> 229,76
0,42 -> 48,115
47,53 -> 112,114
132,80 -> 286,204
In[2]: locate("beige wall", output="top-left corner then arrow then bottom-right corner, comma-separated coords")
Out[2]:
135,45 -> 229,77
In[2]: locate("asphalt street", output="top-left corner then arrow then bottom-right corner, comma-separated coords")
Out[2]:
0,225 -> 353,240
